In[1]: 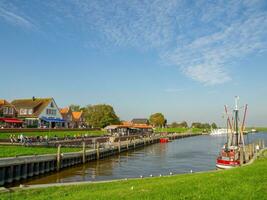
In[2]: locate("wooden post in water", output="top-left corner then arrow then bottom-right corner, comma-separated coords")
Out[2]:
126,138 -> 129,150
96,142 -> 100,160
240,147 -> 244,166
57,144 -> 61,171
118,139 -> 121,153
82,142 -> 86,164
134,137 -> 136,149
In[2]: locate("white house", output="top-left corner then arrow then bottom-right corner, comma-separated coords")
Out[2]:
12,97 -> 64,128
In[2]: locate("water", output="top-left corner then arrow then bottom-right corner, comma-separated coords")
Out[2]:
20,132 -> 267,185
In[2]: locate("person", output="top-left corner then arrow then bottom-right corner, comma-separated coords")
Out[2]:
256,144 -> 260,152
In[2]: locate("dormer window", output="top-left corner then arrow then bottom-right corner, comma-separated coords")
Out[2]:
28,109 -> 33,115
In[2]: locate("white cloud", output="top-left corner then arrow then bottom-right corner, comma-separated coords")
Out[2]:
1,0 -> 267,85
0,7 -> 33,29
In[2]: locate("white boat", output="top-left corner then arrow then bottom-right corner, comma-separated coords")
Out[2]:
210,128 -> 228,136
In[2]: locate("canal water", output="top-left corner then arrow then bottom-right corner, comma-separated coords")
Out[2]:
20,132 -> 267,185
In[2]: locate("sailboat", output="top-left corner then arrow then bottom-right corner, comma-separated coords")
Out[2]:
216,97 -> 248,169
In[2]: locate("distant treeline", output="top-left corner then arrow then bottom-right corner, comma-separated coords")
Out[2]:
169,121 -> 217,129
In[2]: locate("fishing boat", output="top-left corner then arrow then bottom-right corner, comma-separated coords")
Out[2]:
216,97 -> 247,169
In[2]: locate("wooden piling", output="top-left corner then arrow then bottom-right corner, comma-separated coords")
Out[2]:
118,139 -> 121,153
240,147 -> 244,166
57,144 -> 61,171
82,142 -> 86,164
96,142 -> 100,160
134,137 -> 136,149
126,139 -> 129,150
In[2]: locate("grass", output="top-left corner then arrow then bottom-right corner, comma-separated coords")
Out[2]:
0,130 -> 107,140
154,127 -> 206,134
0,145 -> 82,158
1,152 -> 266,200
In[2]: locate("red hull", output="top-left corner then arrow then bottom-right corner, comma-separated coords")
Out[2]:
160,138 -> 169,143
216,158 -> 240,169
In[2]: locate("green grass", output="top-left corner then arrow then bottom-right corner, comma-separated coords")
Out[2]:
155,127 -> 206,134
1,152 -> 266,200
0,145 -> 82,158
0,130 -> 106,140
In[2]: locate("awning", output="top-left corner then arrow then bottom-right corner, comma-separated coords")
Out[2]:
0,118 -> 23,123
41,117 -> 65,123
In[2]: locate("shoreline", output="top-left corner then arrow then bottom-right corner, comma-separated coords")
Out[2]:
3,147 -> 266,193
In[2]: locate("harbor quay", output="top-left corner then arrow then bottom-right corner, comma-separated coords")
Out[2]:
0,132 -> 201,186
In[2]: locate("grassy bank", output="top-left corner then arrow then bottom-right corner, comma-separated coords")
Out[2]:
1,153 -> 266,200
0,146 -> 82,158
154,127 -> 206,134
0,130 -> 106,140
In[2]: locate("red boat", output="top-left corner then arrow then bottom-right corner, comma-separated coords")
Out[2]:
160,138 -> 169,143
216,97 -> 247,170
216,147 -> 241,169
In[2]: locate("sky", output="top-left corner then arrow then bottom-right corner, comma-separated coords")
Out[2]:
0,0 -> 267,126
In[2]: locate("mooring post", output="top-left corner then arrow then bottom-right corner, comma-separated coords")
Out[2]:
240,147 -> 244,166
57,144 -> 61,171
134,137 -> 136,149
82,142 -> 86,164
126,138 -> 129,150
143,137 -> 145,146
118,139 -> 121,153
96,142 -> 100,159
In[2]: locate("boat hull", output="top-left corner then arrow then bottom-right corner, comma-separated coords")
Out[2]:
216,159 -> 240,169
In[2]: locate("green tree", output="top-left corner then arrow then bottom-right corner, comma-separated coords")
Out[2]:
69,104 -> 81,112
179,121 -> 188,128
83,104 -> 120,128
211,122 -> 218,129
149,113 -> 166,127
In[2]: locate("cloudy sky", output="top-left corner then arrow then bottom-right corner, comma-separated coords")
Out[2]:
1,0 -> 267,126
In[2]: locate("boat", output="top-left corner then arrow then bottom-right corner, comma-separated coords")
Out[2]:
210,128 -> 228,136
216,97 -> 247,170
160,138 -> 169,143
251,129 -> 258,133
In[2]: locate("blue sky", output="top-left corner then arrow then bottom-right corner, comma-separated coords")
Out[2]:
0,0 -> 267,126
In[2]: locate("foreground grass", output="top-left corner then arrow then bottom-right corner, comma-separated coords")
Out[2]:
0,146 -> 82,158
1,152 -> 266,200
0,130 -> 106,140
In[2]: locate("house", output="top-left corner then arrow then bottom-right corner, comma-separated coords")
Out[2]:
60,107 -> 73,128
12,97 -> 64,128
105,124 -> 153,136
72,111 -> 86,128
0,99 -> 22,128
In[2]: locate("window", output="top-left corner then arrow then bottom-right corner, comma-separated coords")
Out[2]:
50,102 -> 54,108
20,109 -> 27,115
3,107 -> 8,115
46,109 -> 56,116
9,108 -> 13,115
28,109 -> 33,115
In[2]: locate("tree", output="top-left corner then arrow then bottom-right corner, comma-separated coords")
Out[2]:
211,122 -> 217,129
179,121 -> 188,128
83,104 -> 120,128
170,121 -> 188,128
149,113 -> 166,127
69,104 -> 81,112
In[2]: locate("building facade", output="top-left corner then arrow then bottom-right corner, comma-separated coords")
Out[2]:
0,99 -> 22,128
12,97 -> 64,128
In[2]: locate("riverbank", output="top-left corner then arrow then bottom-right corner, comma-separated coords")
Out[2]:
0,130 -> 106,140
0,146 -> 81,158
1,150 -> 266,200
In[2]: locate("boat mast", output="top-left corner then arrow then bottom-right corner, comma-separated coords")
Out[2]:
234,96 -> 239,146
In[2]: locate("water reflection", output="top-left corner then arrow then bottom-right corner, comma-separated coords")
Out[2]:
21,132 -> 267,185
